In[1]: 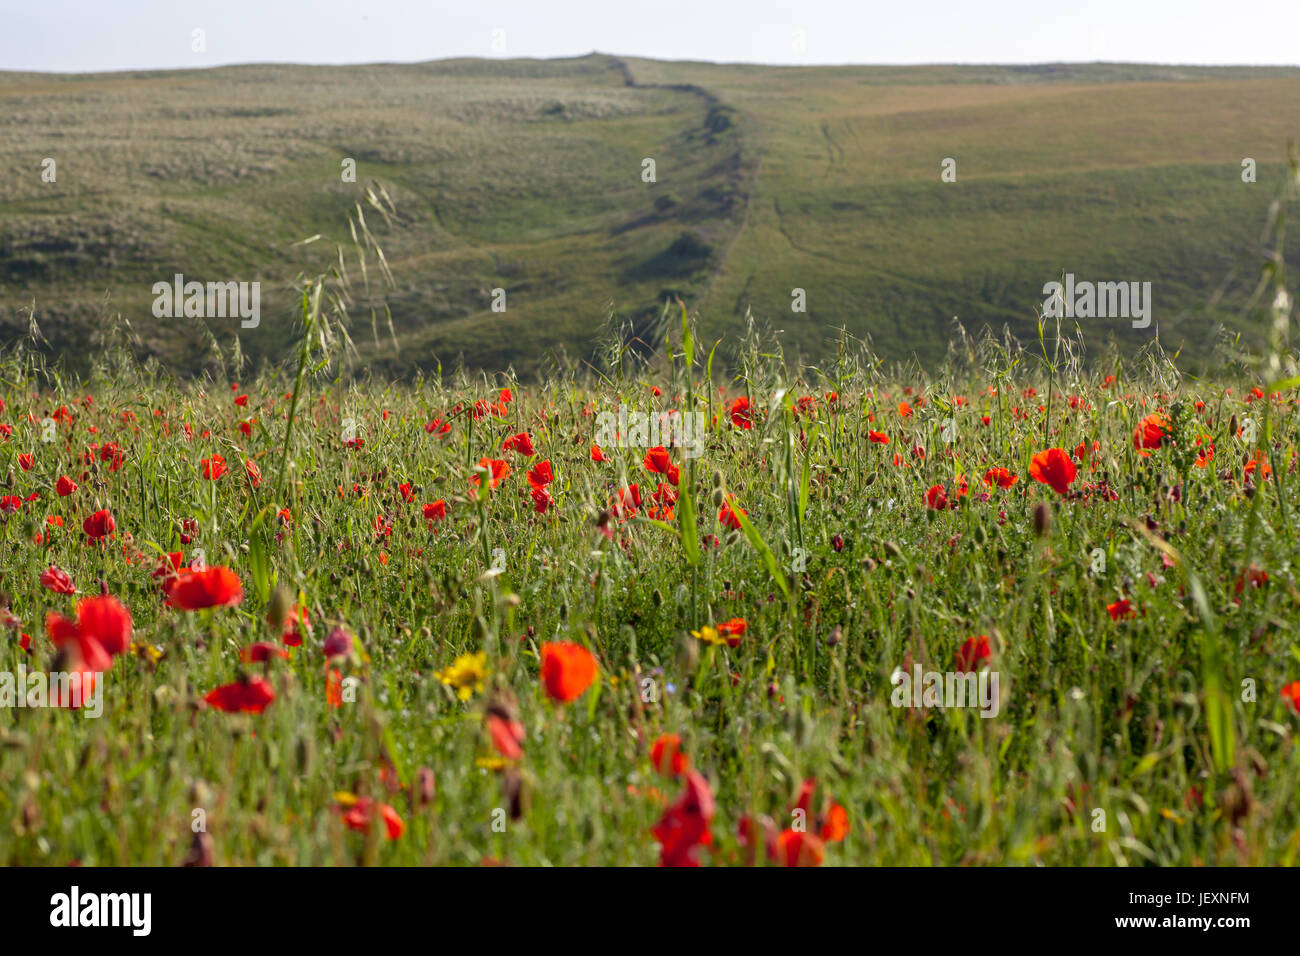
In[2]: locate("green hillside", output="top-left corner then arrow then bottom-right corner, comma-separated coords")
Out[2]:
1,55 -> 1297,377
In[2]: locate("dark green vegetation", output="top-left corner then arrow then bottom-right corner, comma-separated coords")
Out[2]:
1,55 -> 1298,377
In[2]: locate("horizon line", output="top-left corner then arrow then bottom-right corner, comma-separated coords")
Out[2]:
6,50 -> 1300,79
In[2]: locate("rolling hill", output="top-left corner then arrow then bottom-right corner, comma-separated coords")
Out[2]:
1,54 -> 1297,378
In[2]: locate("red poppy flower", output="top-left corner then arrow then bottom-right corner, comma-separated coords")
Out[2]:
487,713 -> 526,761
167,566 -> 244,610
1235,566 -> 1268,594
1280,681 -> 1300,713
244,458 -> 262,487
983,467 -> 1018,489
204,676 -> 275,714
651,733 -> 690,777
324,668 -> 343,708
651,770 -> 714,867
1133,413 -> 1169,454
527,460 -> 553,491
954,634 -> 992,673
718,497 -> 746,530
151,552 -> 184,585
1107,599 -> 1136,620
83,509 -> 115,541
339,797 -> 404,839
18,453 -> 34,471
470,457 -> 511,490
530,486 -> 554,514
1244,451 -> 1272,482
40,566 -> 76,595
776,829 -> 826,867
868,430 -> 890,444
201,455 -> 227,480
643,446 -> 680,486
279,604 -> 311,647
590,444 -> 607,462
613,483 -> 642,520
820,801 -> 850,842
923,484 -> 951,510
241,642 -> 289,663
55,476 -> 78,497
1029,448 -> 1076,496
46,594 -> 134,669
539,641 -> 598,703
729,396 -> 753,429
716,618 -> 747,647
501,432 -> 535,455
422,500 -> 448,523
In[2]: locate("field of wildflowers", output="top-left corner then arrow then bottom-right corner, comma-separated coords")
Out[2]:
1,295 -> 1298,866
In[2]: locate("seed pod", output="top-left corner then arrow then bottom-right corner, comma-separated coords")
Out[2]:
268,585 -> 292,631
1033,502 -> 1052,537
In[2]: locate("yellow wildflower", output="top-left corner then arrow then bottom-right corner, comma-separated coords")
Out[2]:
435,651 -> 489,701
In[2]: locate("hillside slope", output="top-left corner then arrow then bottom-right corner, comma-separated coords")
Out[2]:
1,55 -> 1297,377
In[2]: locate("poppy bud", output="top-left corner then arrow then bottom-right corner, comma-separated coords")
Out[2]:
676,632 -> 699,676
268,585 -> 292,631
883,540 -> 902,559
711,487 -> 724,507
864,472 -> 876,486
1228,414 -> 1238,437
323,626 -> 353,658
416,766 -> 436,807
712,469 -> 723,488
182,831 -> 215,867
558,601 -> 569,620
827,625 -> 842,647
295,734 -> 314,774
503,767 -> 529,820
652,588 -> 663,607
1033,502 -> 1052,537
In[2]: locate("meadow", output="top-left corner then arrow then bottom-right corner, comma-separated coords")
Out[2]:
1,272 -> 1298,864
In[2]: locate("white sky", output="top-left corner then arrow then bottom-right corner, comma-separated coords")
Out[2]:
2,0 -> 1297,73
